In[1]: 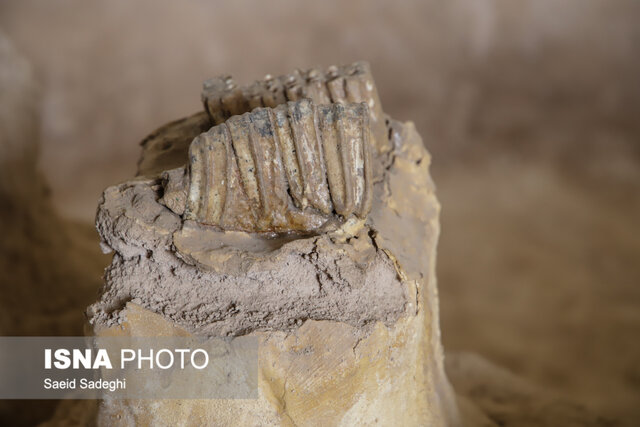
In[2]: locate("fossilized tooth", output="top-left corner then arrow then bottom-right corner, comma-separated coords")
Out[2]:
164,99 -> 372,233
201,61 -> 389,154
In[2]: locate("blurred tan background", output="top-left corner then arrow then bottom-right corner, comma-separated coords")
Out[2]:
1,0 -> 639,425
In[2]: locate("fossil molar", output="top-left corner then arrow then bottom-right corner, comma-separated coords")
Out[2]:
202,61 -> 389,154
161,98 -> 373,234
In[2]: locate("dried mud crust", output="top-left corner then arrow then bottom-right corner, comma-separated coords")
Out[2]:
89,178 -> 408,337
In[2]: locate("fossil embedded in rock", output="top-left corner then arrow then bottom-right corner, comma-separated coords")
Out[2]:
201,61 -> 389,154
161,99 -> 373,233
86,57 -> 463,425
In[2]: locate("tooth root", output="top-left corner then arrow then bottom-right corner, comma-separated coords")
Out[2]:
288,99 -> 332,214
202,77 -> 230,125
344,62 -> 388,154
349,107 -> 366,216
273,105 -> 305,209
226,114 -> 261,218
184,135 -> 205,220
221,87 -> 248,120
247,95 -> 264,110
246,82 -> 266,110
355,103 -> 373,218
282,70 -> 304,101
205,127 -> 229,224
284,85 -> 301,102
184,129 -> 228,225
335,103 -> 358,217
326,76 -> 347,104
304,68 -> 332,105
343,75 -> 364,104
318,104 -> 349,216
247,108 -> 290,228
262,79 -> 287,108
219,124 -> 257,230
205,95 -> 226,125
326,64 -> 339,79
